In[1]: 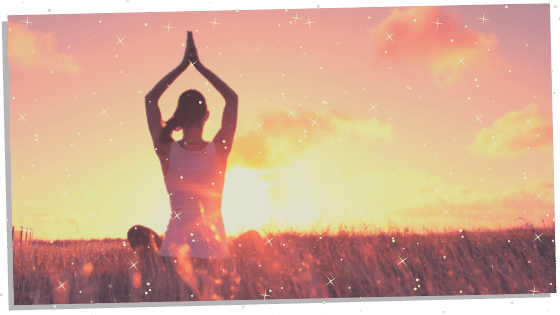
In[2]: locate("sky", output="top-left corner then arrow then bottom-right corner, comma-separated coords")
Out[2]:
7,4 -> 555,240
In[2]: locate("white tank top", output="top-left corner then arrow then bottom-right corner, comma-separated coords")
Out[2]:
158,141 -> 231,259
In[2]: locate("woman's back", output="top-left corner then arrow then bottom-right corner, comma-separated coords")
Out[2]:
158,141 -> 231,259
164,141 -> 225,197
142,30 -> 237,262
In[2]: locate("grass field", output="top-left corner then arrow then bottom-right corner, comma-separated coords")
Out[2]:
12,223 -> 556,304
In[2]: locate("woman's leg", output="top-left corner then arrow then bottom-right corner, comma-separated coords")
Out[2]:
127,225 -> 163,252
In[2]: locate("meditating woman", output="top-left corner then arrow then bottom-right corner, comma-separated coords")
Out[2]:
128,30 -> 238,300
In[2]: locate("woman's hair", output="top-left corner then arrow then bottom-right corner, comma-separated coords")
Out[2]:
160,89 -> 208,144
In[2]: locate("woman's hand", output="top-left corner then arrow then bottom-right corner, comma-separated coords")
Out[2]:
186,31 -> 200,65
180,31 -> 192,67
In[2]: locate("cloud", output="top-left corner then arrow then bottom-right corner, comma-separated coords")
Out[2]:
465,103 -> 552,157
8,22 -> 82,74
368,7 -> 504,85
228,107 -> 393,169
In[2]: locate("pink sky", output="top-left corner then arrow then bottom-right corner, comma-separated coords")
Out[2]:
7,4 -> 554,240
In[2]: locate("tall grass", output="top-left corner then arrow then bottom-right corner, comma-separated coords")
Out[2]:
12,223 -> 556,304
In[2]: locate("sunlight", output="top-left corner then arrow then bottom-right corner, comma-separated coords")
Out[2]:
221,167 -> 274,236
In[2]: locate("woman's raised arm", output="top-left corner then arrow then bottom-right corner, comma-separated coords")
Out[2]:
187,32 -> 238,136
145,32 -> 192,146
194,63 -> 238,131
145,64 -> 188,104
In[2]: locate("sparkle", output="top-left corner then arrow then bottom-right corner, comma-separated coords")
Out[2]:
524,117 -> 534,127
172,210 -> 182,221
325,276 -> 336,286
384,32 -> 394,42
291,13 -> 303,24
129,259 -> 139,270
528,285 -> 539,295
162,22 -> 174,33
22,17 -> 32,27
255,121 -> 264,131
287,109 -> 296,118
398,255 -> 408,266
432,17 -> 443,29
369,103 -> 378,112
474,114 -> 483,123
304,16 -> 315,28
260,289 -> 270,300
264,236 -> 274,246
57,280 -> 68,292
100,107 -> 109,116
67,45 -> 71,50
115,36 -> 126,46
61,189 -> 69,197
478,13 -> 490,25
209,17 -> 220,30
310,117 -> 320,127
456,56 -> 466,66
535,192 -> 544,201
18,113 -> 27,122
533,232 -> 543,242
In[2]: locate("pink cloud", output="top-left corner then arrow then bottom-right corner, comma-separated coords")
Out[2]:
465,103 -> 553,157
368,7 -> 505,85
8,22 -> 82,74
228,107 -> 393,169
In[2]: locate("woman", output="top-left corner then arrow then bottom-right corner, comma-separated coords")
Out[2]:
128,31 -> 238,300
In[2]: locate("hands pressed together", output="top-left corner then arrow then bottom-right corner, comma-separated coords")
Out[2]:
175,30 -> 237,102
181,31 -> 200,67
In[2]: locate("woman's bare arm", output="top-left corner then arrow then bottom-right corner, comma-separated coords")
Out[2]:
187,32 -> 238,146
145,63 -> 188,104
195,62 -> 238,128
145,32 -> 192,147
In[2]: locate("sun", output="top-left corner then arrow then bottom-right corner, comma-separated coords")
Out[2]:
221,167 -> 274,236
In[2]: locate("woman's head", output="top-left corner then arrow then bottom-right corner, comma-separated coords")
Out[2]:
160,89 -> 209,143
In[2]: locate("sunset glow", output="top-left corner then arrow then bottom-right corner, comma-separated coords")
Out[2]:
7,4 -> 554,240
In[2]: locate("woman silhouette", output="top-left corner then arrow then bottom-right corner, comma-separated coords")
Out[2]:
128,31 -> 238,299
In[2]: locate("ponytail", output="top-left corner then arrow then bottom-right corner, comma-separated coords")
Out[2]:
159,116 -> 180,144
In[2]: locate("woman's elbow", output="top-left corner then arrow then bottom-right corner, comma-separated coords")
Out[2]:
228,93 -> 238,103
145,94 -> 155,104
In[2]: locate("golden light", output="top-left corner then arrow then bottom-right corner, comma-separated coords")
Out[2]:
221,167 -> 274,236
